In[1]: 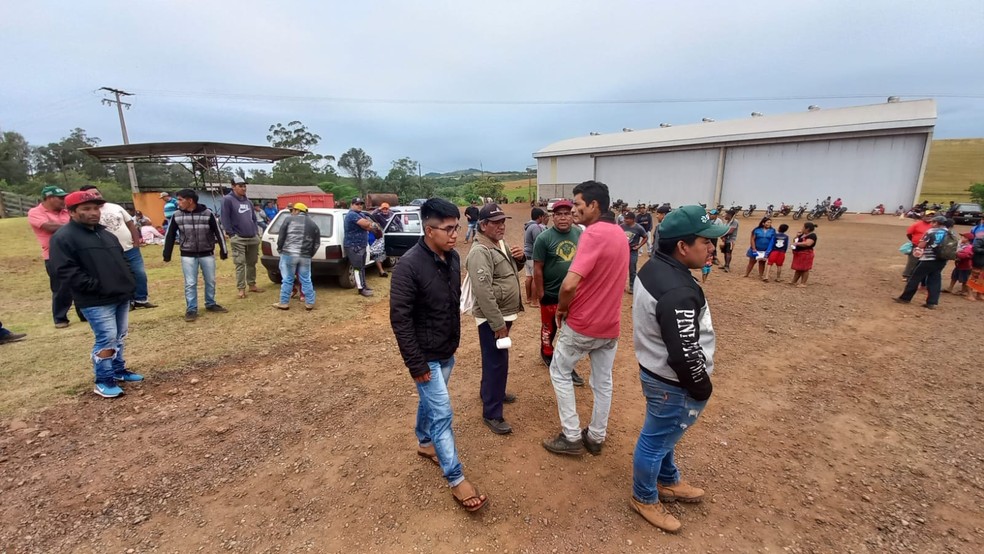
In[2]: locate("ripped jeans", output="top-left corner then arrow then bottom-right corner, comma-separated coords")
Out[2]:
632,370 -> 707,504
79,301 -> 130,385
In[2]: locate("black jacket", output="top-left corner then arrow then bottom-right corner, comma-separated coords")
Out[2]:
163,204 -> 228,261
276,213 -> 321,258
49,219 -> 136,308
390,238 -> 461,378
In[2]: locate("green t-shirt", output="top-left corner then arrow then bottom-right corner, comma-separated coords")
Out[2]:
532,225 -> 582,304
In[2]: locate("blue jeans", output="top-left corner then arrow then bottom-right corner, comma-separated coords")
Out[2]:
632,371 -> 707,504
628,249 -> 639,291
415,357 -> 464,487
123,247 -> 149,302
180,255 -> 217,311
279,254 -> 315,305
465,222 -> 478,242
79,302 -> 129,384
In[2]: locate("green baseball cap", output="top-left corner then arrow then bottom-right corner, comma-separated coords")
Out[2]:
658,205 -> 729,240
41,185 -> 68,198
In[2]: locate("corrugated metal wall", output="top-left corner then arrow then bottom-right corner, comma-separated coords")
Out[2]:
721,135 -> 927,210
595,149 -> 720,206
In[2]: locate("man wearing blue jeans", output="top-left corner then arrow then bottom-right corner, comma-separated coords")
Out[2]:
273,203 -> 320,310
163,189 -> 229,322
630,205 -> 727,533
49,190 -> 143,398
390,198 -> 487,512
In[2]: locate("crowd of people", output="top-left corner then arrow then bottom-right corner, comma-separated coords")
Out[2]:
390,182 -> 724,531
896,210 -> 984,308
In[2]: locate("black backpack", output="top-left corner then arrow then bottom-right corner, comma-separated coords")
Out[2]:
935,230 -> 959,261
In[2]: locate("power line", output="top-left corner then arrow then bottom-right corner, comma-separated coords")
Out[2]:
100,87 -> 140,194
131,89 -> 984,105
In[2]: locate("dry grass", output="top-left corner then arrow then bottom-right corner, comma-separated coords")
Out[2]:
920,138 -> 983,203
0,217 -> 387,417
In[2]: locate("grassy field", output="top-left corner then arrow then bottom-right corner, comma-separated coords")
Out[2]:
921,138 -> 984,203
0,217 -> 387,416
501,177 -> 537,203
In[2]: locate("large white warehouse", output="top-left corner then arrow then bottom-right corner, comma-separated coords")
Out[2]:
534,99 -> 937,211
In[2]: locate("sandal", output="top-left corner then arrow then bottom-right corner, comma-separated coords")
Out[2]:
416,447 -> 440,466
451,481 -> 488,513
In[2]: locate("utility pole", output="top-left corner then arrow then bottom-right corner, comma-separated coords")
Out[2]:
100,87 -> 140,193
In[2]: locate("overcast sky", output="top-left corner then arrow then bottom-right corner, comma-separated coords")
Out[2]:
2,0 -> 982,173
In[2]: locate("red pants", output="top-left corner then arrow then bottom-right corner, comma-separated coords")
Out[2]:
540,304 -> 559,359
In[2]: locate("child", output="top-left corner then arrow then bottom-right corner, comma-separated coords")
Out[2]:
945,232 -> 974,295
766,224 -> 790,282
701,246 -> 714,283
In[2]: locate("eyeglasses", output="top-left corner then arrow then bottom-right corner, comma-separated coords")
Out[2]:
428,224 -> 460,234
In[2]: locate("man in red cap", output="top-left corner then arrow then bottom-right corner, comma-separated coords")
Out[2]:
49,190 -> 141,398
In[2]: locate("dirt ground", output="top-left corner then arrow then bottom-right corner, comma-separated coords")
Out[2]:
1,203 -> 982,554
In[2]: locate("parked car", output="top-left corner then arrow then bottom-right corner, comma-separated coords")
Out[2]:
546,198 -> 567,213
946,202 -> 982,225
260,206 -> 423,288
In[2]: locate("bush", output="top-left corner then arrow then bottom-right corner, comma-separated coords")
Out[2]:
970,183 -> 984,205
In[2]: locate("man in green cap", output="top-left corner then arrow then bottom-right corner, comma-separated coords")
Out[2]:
28,185 -> 78,328
628,205 -> 727,533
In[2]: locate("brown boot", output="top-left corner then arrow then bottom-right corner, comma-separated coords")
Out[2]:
657,481 -> 705,503
630,497 -> 681,533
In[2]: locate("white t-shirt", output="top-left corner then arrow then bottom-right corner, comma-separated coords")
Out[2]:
100,202 -> 135,251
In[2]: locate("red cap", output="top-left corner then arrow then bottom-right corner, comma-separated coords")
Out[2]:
64,190 -> 106,209
963,232 -> 975,240
551,199 -> 574,210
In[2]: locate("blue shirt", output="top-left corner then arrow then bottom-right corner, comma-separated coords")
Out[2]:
772,232 -> 790,252
971,223 -> 984,237
752,227 -> 776,253
344,209 -> 369,248
263,206 -> 278,220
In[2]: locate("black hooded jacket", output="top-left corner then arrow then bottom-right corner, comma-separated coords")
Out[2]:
49,219 -> 136,308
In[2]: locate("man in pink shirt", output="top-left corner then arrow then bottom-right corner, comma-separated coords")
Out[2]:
27,185 -> 76,328
543,180 -> 629,456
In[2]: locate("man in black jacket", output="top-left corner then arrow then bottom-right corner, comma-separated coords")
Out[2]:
629,205 -> 727,533
49,190 -> 142,398
163,189 -> 229,322
389,198 -> 487,513
273,203 -> 321,310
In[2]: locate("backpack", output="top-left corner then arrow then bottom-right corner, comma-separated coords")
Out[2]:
935,230 -> 959,261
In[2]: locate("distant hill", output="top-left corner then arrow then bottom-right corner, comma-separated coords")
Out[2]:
922,139 -> 984,202
424,168 -> 530,179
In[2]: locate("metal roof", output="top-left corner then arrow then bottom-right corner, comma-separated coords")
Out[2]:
201,183 -> 324,200
534,99 -> 937,158
81,141 -> 306,164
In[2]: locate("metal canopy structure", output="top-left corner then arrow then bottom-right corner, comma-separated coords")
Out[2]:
81,141 -> 307,194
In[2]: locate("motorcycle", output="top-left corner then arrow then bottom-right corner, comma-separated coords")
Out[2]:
806,200 -> 828,221
765,204 -> 775,218
870,204 -> 885,215
828,205 -> 847,220
742,204 -> 757,218
777,202 -> 792,216
792,203 -> 808,220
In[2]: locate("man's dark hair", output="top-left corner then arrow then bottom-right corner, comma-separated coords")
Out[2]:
945,218 -> 955,229
657,235 -> 699,255
778,223 -> 789,233
176,188 -> 199,202
420,198 -> 459,222
572,180 -> 610,213
531,207 -> 546,219
803,222 -> 817,232
79,184 -> 99,192
623,211 -> 636,221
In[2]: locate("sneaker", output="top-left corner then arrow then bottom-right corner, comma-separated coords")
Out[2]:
93,382 -> 124,398
657,481 -> 705,503
114,370 -> 144,382
305,304 -> 315,311
722,266 -> 730,273
483,418 -> 513,435
893,297 -> 910,304
206,304 -> 229,313
630,497 -> 681,533
571,370 -> 585,387
185,310 -> 198,322
132,301 -> 158,309
359,288 -> 374,297
922,304 -> 937,310
272,302 -> 290,310
504,393 -> 517,404
0,330 -> 27,344
581,428 -> 603,456
542,433 -> 585,456
54,321 -> 70,329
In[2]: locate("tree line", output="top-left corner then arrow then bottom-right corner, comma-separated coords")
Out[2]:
0,121 -> 522,205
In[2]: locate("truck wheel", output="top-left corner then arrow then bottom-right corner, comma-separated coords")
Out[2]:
337,263 -> 357,289
267,270 -> 282,284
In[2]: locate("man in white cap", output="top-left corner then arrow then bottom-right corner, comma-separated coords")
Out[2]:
221,176 -> 264,298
